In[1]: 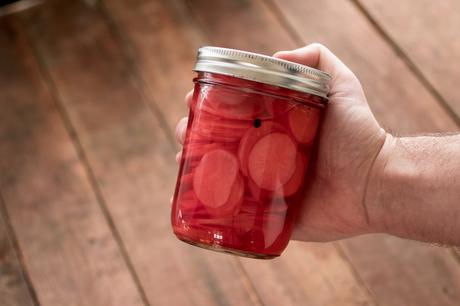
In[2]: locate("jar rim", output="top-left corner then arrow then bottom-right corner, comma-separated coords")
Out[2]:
193,46 -> 331,100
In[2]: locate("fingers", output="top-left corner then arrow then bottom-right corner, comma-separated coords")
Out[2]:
185,90 -> 193,107
274,43 -> 363,99
174,91 -> 193,165
273,43 -> 350,76
175,151 -> 182,163
175,117 -> 188,146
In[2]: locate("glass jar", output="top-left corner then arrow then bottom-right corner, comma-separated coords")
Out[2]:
171,47 -> 330,259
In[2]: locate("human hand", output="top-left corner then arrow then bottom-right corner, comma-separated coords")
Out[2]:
175,43 -> 387,242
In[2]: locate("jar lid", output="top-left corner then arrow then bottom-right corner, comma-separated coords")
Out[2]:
194,46 -> 331,100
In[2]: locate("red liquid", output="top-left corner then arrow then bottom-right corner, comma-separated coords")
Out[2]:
171,72 -> 325,258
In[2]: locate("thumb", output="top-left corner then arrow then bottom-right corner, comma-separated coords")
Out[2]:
274,43 -> 362,98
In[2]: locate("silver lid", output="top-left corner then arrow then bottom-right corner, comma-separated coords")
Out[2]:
194,46 -> 331,100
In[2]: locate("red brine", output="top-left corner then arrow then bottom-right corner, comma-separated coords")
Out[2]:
171,47 -> 329,259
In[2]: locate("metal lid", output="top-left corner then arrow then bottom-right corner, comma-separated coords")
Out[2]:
194,46 -> 331,99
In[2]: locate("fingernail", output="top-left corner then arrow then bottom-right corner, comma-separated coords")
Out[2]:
273,50 -> 288,57
175,117 -> 188,144
175,151 -> 182,163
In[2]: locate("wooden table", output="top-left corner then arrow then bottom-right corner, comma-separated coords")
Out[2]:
1,1 -> 460,305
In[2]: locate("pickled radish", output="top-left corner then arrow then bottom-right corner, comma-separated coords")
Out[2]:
196,112 -> 251,137
193,149 -> 240,208
199,110 -> 252,127
180,172 -> 194,190
201,175 -> 244,217
247,177 -> 265,200
195,128 -> 243,143
185,131 -> 212,145
201,87 -> 264,120
238,121 -> 285,176
172,67 -> 327,257
263,98 -> 292,118
216,175 -> 244,216
288,105 -> 320,144
248,133 -> 297,190
267,197 -> 289,214
186,143 -> 220,160
180,190 -> 196,203
178,190 -> 208,219
276,152 -> 308,197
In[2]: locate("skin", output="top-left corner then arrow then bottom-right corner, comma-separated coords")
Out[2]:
175,43 -> 460,245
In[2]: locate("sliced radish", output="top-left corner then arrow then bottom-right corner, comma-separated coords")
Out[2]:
201,87 -> 264,120
185,142 -> 219,160
195,129 -> 243,143
247,177 -> 271,200
193,149 -> 239,208
179,190 -> 198,210
185,130 -> 211,145
263,98 -> 292,119
202,175 -> 244,217
198,110 -> 252,127
185,143 -> 238,163
196,112 -> 251,135
178,190 -> 209,219
179,172 -> 194,190
267,197 -> 289,214
217,175 -> 244,216
248,132 -> 297,190
288,105 -> 320,144
238,121 -> 285,176
233,212 -> 257,234
276,151 -> 308,197
239,197 -> 263,215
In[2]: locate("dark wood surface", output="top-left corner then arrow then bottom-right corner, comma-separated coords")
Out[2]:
0,0 -> 459,305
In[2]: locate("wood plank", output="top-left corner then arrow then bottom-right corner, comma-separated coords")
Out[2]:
103,0 -> 378,305
0,17 -> 146,306
266,0 -> 460,305
355,0 -> 460,119
0,196 -> 36,306
21,1 -> 258,305
100,0 -> 205,135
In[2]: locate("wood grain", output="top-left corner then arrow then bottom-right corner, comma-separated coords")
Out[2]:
101,0 -> 205,136
355,0 -> 460,118
267,0 -> 460,305
0,195 -> 36,306
21,1 -> 258,305
4,0 -> 460,305
0,17 -> 146,306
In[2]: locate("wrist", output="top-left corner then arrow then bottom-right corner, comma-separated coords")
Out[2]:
364,132 -> 399,234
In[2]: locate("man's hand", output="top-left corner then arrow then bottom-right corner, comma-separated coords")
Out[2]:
272,44 -> 386,241
175,43 -> 387,242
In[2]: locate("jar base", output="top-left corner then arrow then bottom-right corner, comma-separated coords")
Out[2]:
177,235 -> 278,260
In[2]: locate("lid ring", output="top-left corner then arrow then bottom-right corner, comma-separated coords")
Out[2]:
194,46 -> 331,99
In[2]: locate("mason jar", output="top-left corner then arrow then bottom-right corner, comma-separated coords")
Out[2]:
171,47 -> 330,259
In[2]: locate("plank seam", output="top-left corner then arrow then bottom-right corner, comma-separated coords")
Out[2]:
18,16 -> 152,306
0,191 -> 41,306
183,0 -> 214,46
231,257 -> 265,306
350,0 -> 460,127
98,1 -> 178,152
260,0 -> 305,47
335,243 -> 381,306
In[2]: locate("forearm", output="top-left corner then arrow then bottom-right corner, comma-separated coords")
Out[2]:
367,133 -> 460,245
